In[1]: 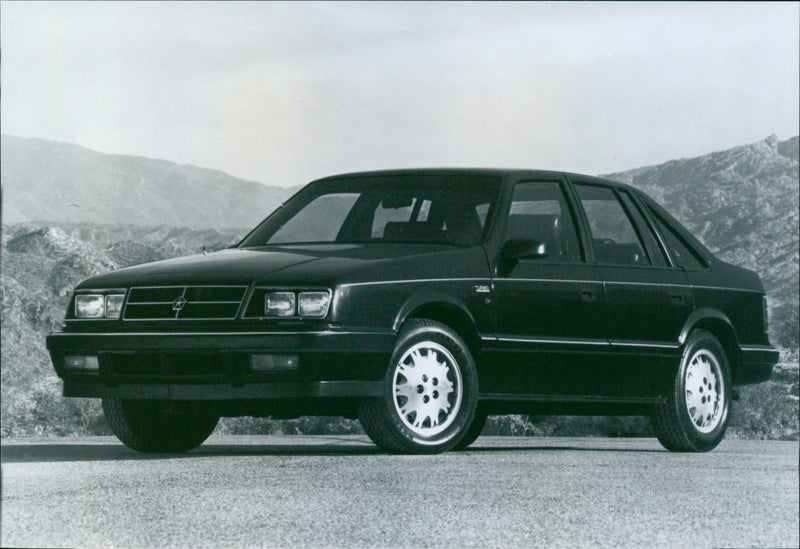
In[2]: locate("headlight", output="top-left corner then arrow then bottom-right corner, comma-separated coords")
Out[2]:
74,292 -> 126,319
265,292 -> 296,317
105,295 -> 125,319
75,295 -> 105,318
260,289 -> 331,318
298,292 -> 331,318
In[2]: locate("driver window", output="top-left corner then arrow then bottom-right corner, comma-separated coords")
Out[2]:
506,182 -> 582,262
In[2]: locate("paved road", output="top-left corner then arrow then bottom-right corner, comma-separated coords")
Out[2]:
1,436 -> 797,548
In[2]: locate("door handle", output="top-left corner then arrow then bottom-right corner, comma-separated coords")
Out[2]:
581,289 -> 597,303
669,293 -> 685,304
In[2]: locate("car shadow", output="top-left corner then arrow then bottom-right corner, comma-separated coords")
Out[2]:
0,439 -> 377,463
462,445 -> 664,454
1,437 -> 664,463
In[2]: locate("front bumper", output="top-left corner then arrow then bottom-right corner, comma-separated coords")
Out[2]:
47,329 -> 395,400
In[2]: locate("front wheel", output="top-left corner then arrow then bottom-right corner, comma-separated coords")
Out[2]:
359,320 -> 478,454
651,330 -> 732,452
102,398 -> 219,453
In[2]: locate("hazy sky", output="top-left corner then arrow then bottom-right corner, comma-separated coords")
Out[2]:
2,2 -> 798,187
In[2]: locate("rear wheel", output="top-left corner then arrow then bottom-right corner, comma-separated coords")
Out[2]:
102,398 -> 218,453
651,330 -> 731,452
359,320 -> 478,454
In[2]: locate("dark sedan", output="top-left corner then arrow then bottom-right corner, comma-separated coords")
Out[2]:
47,169 -> 779,454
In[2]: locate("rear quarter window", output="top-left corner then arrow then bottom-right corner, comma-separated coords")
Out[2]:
648,209 -> 708,270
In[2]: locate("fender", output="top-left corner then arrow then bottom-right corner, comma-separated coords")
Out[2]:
392,291 -> 478,334
678,307 -> 738,347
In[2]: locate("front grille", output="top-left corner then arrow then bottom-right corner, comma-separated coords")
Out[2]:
123,285 -> 248,321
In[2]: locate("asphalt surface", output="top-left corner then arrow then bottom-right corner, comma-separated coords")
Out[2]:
1,435 -> 797,548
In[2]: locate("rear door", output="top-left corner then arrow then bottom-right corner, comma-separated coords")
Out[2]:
571,181 -> 691,397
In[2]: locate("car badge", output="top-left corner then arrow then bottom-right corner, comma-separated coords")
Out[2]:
172,296 -> 188,311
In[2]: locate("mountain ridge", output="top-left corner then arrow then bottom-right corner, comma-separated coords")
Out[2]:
1,134 -> 301,228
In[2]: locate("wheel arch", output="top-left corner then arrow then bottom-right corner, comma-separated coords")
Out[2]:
679,308 -> 741,382
393,295 -> 483,371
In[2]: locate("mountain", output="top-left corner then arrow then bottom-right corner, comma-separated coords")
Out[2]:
1,135 -> 300,228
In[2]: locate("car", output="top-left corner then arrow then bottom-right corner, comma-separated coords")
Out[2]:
47,169 -> 779,454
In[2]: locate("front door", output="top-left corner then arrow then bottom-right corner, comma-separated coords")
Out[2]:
487,179 -> 605,396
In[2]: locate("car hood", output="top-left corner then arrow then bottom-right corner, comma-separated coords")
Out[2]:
75,244 -> 480,289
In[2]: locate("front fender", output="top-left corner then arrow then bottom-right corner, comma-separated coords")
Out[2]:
393,292 -> 478,333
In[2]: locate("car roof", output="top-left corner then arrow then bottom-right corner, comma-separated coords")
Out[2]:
311,168 -> 632,190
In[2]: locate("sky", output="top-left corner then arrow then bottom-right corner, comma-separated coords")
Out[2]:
1,2 -> 798,188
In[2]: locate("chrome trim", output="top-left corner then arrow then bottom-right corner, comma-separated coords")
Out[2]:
609,340 -> 680,349
122,285 -> 248,321
484,335 -> 610,346
74,288 -> 128,294
739,345 -> 778,352
50,330 -> 393,337
497,278 -> 760,294
604,281 -> 689,288
691,285 -> 764,294
340,278 -> 490,288
494,278 -> 604,285
483,336 -> 679,349
499,278 -> 689,288
328,278 -> 758,296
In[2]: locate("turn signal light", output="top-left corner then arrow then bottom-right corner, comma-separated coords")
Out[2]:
249,354 -> 299,371
63,356 -> 100,371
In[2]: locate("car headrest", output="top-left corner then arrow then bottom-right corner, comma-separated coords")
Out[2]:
506,214 -> 562,255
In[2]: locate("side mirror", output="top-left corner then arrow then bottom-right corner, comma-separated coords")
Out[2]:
500,239 -> 548,260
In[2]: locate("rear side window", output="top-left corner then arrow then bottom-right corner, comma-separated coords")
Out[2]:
648,209 -> 708,270
574,184 -> 650,266
506,181 -> 582,262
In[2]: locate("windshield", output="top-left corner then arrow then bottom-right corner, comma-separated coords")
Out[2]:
239,174 -> 502,247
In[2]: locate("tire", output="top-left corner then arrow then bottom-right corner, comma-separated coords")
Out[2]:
453,404 -> 488,450
359,319 -> 479,454
651,330 -> 732,452
102,398 -> 219,453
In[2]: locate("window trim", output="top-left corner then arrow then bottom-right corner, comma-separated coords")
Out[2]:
616,189 -> 675,268
628,190 -> 680,269
571,182 -> 652,267
502,179 -> 587,264
644,204 -> 711,271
